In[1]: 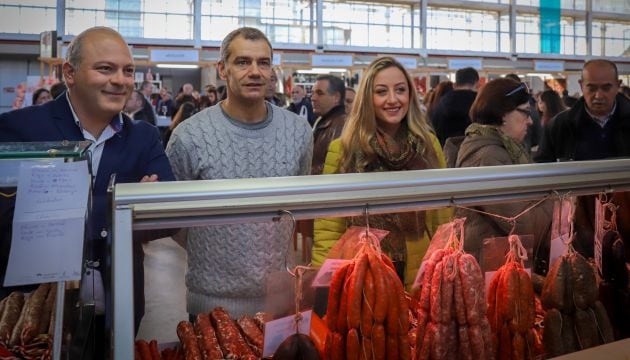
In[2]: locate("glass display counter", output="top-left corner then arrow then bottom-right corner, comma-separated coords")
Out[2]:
112,159 -> 630,359
0,140 -> 91,360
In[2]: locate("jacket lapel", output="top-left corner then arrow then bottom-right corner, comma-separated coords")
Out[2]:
50,93 -> 85,141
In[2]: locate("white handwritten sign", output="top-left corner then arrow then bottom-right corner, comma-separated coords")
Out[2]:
4,161 -> 89,286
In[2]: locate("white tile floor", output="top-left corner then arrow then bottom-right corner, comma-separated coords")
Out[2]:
136,234 -> 311,343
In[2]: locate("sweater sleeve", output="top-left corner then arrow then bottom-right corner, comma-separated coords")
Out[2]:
165,120 -> 197,181
312,139 -> 347,267
298,118 -> 314,176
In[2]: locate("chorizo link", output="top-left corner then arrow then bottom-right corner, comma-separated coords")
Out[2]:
23,283 -> 50,344
210,308 -> 255,358
0,292 -> 24,342
326,262 -> 352,332
348,253 -> 368,330
176,321 -> 203,360
367,250 -> 388,324
195,313 -> 223,360
237,315 -> 263,355
361,269 -> 375,338
346,328 -> 360,360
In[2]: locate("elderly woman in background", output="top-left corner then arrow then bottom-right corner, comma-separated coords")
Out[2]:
313,57 -> 450,287
455,78 -> 552,275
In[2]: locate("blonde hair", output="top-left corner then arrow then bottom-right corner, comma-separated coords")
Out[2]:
339,56 -> 438,173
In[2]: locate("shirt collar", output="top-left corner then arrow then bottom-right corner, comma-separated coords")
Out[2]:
584,100 -> 616,128
66,91 -> 124,135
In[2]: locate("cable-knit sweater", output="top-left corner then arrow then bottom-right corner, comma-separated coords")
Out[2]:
165,102 -> 313,316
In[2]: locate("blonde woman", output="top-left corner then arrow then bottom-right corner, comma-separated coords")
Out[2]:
312,57 -> 451,287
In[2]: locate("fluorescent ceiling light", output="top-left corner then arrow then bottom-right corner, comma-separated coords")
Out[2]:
156,64 -> 199,69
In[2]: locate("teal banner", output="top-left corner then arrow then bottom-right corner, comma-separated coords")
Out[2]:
540,0 -> 561,53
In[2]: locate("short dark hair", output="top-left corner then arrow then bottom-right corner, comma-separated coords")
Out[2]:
219,27 -> 272,64
505,73 -> 521,82
455,67 -> 480,86
582,59 -> 618,79
141,81 -> 152,90
32,88 -> 51,104
50,81 -> 67,99
316,74 -> 345,106
469,78 -> 530,126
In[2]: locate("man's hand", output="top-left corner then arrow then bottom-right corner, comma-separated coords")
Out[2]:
140,174 -> 159,182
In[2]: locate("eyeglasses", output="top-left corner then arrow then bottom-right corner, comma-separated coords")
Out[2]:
514,108 -> 532,118
505,82 -> 530,97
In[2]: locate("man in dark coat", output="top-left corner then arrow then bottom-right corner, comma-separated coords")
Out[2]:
536,59 -> 630,259
431,67 -> 479,146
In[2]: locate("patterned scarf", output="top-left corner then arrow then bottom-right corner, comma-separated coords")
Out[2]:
465,123 -> 531,165
349,124 -> 429,263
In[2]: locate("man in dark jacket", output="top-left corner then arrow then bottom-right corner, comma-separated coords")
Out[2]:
0,27 -> 174,357
310,74 -> 346,175
431,67 -> 479,146
536,59 -> 630,259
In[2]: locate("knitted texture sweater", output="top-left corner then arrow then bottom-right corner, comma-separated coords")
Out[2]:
165,102 -> 313,316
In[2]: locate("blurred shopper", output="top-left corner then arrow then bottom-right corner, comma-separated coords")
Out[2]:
124,90 -> 157,125
344,86 -> 356,113
620,85 -> 630,99
0,27 -> 174,355
425,80 -> 453,122
265,70 -> 285,107
454,78 -> 551,274
313,57 -> 450,287
166,27 -> 312,318
287,84 -> 314,125
204,84 -> 219,106
431,67 -> 479,146
32,88 -> 52,105
162,100 -> 197,147
140,80 -> 153,103
537,89 -> 567,127
156,87 -> 176,116
536,59 -> 630,259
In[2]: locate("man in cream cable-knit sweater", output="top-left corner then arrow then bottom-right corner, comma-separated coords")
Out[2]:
166,27 -> 313,318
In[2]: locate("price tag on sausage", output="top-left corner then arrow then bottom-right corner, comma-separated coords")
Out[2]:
262,310 -> 312,358
311,259 -> 351,287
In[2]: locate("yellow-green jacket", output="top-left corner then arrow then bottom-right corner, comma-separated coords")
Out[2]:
312,134 -> 453,288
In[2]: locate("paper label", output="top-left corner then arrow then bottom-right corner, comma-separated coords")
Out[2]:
311,259 -> 351,288
263,310 -> 312,358
4,161 -> 89,286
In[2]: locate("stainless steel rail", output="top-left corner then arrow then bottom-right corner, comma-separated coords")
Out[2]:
112,158 -> 630,358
